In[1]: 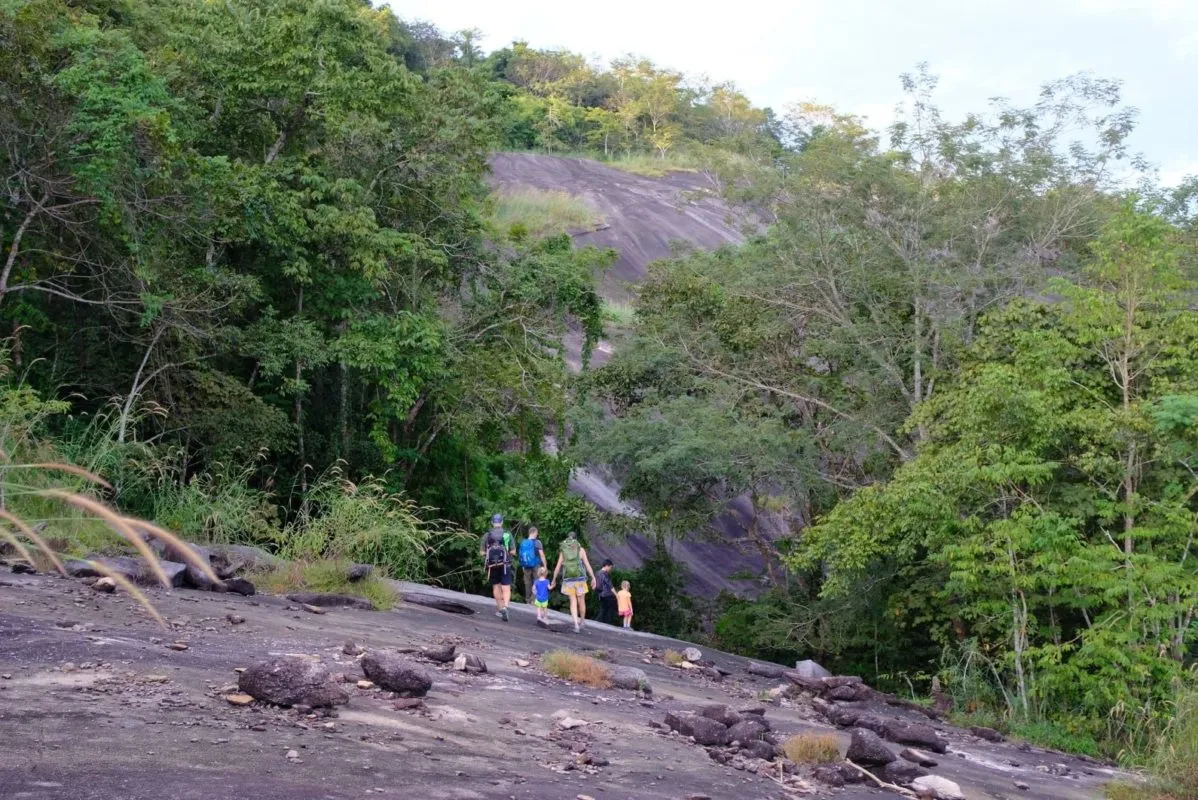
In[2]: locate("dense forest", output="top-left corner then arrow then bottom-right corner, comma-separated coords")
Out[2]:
3,0 -> 1197,777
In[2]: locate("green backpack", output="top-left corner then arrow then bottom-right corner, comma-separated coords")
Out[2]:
560,538 -> 584,579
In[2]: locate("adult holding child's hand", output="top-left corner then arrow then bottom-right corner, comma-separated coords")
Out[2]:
550,531 -> 596,634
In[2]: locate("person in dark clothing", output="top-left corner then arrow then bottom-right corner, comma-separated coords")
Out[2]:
595,559 -> 618,625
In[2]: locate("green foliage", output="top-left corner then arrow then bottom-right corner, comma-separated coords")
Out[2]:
255,559 -> 398,611
489,188 -> 601,240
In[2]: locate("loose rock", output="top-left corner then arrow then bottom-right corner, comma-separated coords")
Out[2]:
343,641 -> 364,656
223,578 -> 256,596
238,655 -> 349,708
608,665 -> 650,692
360,652 -> 432,696
746,661 -> 785,679
910,775 -> 965,799
794,658 -> 832,680
453,653 -> 487,673
92,577 -> 117,593
900,747 -> 939,767
682,646 -> 702,662
969,725 -> 1005,742
420,643 -> 456,663
300,603 -> 327,615
846,728 -> 895,766
557,717 -> 588,730
226,614 -> 245,625
224,693 -> 254,706
882,760 -> 928,784
884,720 -> 948,754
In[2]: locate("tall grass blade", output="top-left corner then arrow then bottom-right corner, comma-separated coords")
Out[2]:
0,509 -> 66,575
40,490 -> 171,587
126,519 -> 221,584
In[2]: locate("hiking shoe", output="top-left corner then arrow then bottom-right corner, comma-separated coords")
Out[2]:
494,610 -> 504,620
501,608 -> 509,622
573,624 -> 581,634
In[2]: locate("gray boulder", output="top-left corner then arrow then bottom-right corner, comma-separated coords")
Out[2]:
742,740 -> 776,761
223,577 -> 256,596
882,760 -> 928,784
812,765 -> 845,787
794,659 -> 832,680
910,775 -> 965,799
609,666 -> 651,692
420,643 -> 457,663
687,716 -> 730,746
846,728 -> 895,766
900,747 -> 939,767
238,656 -> 348,708
883,721 -> 948,754
154,541 -> 220,590
825,705 -> 861,727
698,704 -> 741,728
727,718 -> 770,744
361,653 -> 432,696
66,556 -> 187,588
453,653 -> 487,674
746,661 -> 785,679
347,563 -> 373,582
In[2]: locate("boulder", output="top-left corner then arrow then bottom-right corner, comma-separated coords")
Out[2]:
883,721 -> 948,754
900,747 -> 939,767
223,577 -> 256,596
726,718 -> 770,744
346,563 -> 373,582
453,654 -> 487,674
881,760 -> 928,784
155,541 -> 220,591
825,682 -> 872,702
286,592 -> 374,610
824,705 -> 861,727
66,556 -> 187,587
846,728 -> 895,766
682,647 -> 702,662
609,666 -> 651,692
360,653 -> 432,697
742,740 -> 776,761
910,775 -> 965,799
688,716 -> 730,746
794,659 -> 832,680
852,714 -> 889,737
697,704 -> 741,728
746,661 -> 785,679
969,725 -> 1005,742
421,644 -> 457,663
238,656 -> 348,708
811,765 -> 845,788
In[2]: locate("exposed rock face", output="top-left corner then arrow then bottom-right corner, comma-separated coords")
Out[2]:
360,653 -> 432,696
609,666 -> 651,692
846,728 -> 895,765
238,656 -> 348,708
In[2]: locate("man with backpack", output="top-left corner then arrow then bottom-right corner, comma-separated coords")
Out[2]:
480,513 -> 515,621
550,531 -> 597,634
518,526 -> 547,606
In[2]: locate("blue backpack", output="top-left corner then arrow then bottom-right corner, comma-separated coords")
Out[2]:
518,538 -> 540,568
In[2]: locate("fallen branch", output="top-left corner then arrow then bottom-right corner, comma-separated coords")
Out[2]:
842,760 -> 917,798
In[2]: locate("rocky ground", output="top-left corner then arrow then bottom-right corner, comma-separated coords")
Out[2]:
0,566 -> 1130,800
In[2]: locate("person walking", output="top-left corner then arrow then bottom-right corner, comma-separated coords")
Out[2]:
595,559 -> 617,625
518,526 -> 547,604
617,580 -> 634,629
550,531 -> 596,633
532,566 -> 551,626
480,513 -> 515,621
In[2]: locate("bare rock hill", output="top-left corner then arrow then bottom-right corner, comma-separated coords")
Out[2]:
0,570 -> 1127,800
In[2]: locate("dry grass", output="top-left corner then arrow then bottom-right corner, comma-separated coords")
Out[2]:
542,649 -> 612,688
490,188 -> 601,240
664,649 -> 686,667
782,732 -> 842,764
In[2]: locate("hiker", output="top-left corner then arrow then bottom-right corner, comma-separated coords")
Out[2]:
617,580 -> 633,629
480,513 -> 515,621
532,566 -> 551,625
595,558 -> 617,625
549,531 -> 597,633
518,525 -> 547,604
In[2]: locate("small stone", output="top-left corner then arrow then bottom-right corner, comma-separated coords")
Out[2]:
167,642 -> 188,651
514,659 -> 530,668
224,692 -> 254,706
1015,781 -> 1030,791
910,775 -> 965,799
557,717 -> 588,730
682,647 -> 702,662
226,614 -> 245,625
453,653 -> 487,673
393,698 -> 423,710
285,749 -> 299,760
143,675 -> 169,683
300,603 -> 326,615
92,577 -> 117,593
577,795 -> 596,800
969,725 -> 1005,743
900,747 -> 938,767
356,680 -> 375,690
343,641 -> 364,656
0,674 -> 10,680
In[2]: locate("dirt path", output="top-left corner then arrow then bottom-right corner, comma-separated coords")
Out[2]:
0,572 -> 1124,800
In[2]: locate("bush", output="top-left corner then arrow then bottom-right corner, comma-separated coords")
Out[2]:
783,732 -> 842,764
255,559 -> 398,610
541,650 -> 612,688
664,649 -> 685,666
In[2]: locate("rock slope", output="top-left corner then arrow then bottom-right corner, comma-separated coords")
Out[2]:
0,569 -> 1127,799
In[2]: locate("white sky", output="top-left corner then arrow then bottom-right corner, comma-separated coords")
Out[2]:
386,0 -> 1197,185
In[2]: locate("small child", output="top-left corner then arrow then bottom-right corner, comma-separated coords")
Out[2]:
616,580 -> 633,629
533,566 -> 551,625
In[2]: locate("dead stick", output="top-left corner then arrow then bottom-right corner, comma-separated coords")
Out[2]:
842,760 -> 917,798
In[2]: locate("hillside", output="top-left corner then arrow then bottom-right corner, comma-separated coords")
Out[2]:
0,567 -> 1125,799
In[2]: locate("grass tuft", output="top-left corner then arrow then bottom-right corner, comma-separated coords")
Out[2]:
783,732 -> 842,764
542,649 -> 612,688
664,649 -> 685,667
490,188 -> 601,240
255,558 -> 398,610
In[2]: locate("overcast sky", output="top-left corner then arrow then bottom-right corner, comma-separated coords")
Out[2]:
387,0 -> 1196,185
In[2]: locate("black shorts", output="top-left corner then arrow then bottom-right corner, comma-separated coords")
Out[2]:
487,565 -> 513,587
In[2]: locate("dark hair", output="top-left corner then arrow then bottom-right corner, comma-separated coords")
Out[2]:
601,559 -> 613,567
567,530 -> 578,540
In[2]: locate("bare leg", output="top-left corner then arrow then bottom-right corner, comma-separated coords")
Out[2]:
501,583 -> 511,610
577,595 -> 587,623
568,593 -> 580,628
491,583 -> 502,610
